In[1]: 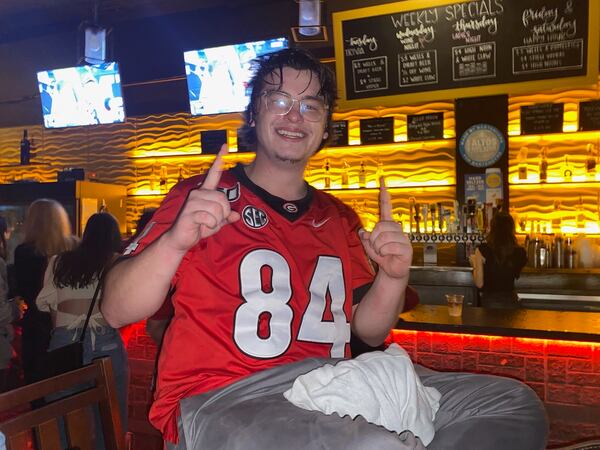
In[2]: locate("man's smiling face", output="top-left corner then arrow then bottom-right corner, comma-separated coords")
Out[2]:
253,66 -> 328,166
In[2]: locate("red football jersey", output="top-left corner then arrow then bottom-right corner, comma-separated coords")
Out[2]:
125,165 -> 375,442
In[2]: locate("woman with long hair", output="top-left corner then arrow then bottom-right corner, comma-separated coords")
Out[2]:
470,212 -> 527,308
36,212 -> 128,447
14,199 -> 76,385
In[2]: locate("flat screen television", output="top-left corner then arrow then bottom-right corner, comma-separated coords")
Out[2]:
36,62 -> 125,128
184,37 -> 288,116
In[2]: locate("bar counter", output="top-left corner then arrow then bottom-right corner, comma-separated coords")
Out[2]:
389,304 -> 600,446
409,264 -> 600,311
396,304 -> 600,343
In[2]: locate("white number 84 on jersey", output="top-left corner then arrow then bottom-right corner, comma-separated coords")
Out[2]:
234,249 -> 350,359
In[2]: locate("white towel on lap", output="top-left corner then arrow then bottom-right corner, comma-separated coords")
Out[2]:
283,344 -> 441,446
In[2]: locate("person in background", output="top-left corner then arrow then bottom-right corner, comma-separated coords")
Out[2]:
130,208 -> 157,243
14,199 -> 76,386
470,212 -> 528,308
36,212 -> 128,447
0,216 -> 23,392
102,48 -> 547,449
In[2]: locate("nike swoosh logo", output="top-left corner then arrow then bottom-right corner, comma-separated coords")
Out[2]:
312,218 -> 330,228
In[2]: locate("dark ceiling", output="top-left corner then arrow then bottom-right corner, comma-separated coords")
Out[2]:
0,0 -> 400,127
0,0 -> 280,44
0,0 -> 400,44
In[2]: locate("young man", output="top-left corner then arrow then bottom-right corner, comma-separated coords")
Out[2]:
102,49 -> 548,449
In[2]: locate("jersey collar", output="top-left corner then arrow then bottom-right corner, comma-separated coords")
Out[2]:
231,163 -> 314,222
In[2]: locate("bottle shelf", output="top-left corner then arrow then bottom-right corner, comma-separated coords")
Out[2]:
320,183 -> 455,192
321,138 -> 454,154
128,183 -> 457,199
0,162 -> 53,168
509,130 -> 600,141
509,180 -> 600,188
126,138 -> 456,161
128,152 -> 205,160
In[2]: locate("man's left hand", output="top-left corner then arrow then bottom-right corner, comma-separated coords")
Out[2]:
359,177 -> 412,279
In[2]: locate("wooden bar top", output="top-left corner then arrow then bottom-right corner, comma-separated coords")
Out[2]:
397,305 -> 600,343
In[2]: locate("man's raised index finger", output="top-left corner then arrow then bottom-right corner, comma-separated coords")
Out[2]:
202,144 -> 228,190
379,176 -> 393,221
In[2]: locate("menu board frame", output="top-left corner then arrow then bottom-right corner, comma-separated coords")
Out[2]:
579,100 -> 600,131
333,0 -> 599,110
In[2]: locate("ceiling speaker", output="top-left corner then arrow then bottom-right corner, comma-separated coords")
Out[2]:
84,26 -> 106,64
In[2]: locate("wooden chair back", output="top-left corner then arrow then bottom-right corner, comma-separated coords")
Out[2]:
0,357 -> 125,450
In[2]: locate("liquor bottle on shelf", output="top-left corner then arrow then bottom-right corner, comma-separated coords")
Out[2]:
408,197 -> 416,233
20,129 -> 32,165
517,146 -> 528,180
358,161 -> 366,188
466,199 -> 477,233
149,164 -> 158,192
577,195 -> 585,229
518,214 -> 527,233
437,203 -> 444,233
414,203 -> 421,233
476,205 -> 484,232
552,200 -> 562,234
421,204 -> 429,233
177,164 -> 185,183
159,165 -> 168,194
586,143 -> 597,177
562,155 -> 573,182
539,146 -> 548,183
340,160 -> 349,188
553,235 -> 564,268
323,159 -> 331,189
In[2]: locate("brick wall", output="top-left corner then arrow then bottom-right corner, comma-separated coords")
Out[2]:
124,322 -> 163,450
124,324 -> 600,449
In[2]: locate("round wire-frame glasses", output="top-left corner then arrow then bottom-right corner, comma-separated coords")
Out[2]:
261,90 -> 327,122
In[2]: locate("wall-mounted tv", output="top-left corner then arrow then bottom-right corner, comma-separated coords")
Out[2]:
184,37 -> 288,116
36,62 -> 125,128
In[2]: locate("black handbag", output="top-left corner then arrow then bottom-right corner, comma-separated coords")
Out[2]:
41,274 -> 103,379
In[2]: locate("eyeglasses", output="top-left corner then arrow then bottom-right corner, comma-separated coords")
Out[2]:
261,90 -> 327,122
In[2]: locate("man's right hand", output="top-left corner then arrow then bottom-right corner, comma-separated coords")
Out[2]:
163,144 -> 240,252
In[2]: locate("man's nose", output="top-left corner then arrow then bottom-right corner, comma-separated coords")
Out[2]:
285,100 -> 303,122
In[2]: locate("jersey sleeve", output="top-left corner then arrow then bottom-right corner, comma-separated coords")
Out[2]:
122,178 -> 201,257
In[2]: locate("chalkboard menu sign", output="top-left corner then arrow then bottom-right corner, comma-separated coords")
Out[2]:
579,100 -> 600,131
360,117 -> 394,144
333,0 -> 599,108
520,103 -> 564,135
329,120 -> 349,147
201,129 -> 227,154
236,128 -> 252,153
407,113 -> 444,141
